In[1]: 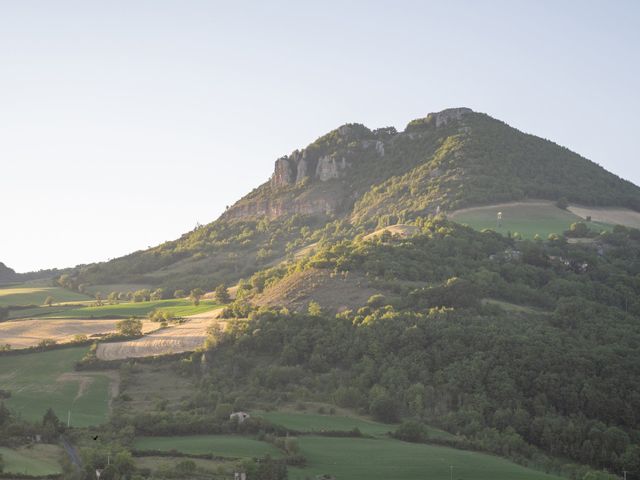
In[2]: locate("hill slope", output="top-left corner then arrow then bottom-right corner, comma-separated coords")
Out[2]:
64,108 -> 640,291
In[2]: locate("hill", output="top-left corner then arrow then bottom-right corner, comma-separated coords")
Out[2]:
59,108 -> 640,293
0,262 -> 17,284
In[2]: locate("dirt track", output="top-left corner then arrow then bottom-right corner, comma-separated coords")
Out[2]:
95,309 -> 223,360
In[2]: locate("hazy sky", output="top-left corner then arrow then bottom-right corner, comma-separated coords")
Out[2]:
1,1 -> 639,272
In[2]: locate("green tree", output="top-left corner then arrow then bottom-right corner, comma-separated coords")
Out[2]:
44,296 -> 54,307
214,284 -> 231,304
114,451 -> 135,478
95,292 -> 103,306
116,318 -> 143,336
174,289 -> 186,298
367,294 -> 386,308
107,291 -> 119,304
190,288 -> 204,306
151,288 -> 165,301
175,459 -> 197,476
556,197 -> 569,209
308,301 -> 322,316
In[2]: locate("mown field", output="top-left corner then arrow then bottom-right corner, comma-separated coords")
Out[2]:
450,201 -> 611,239
0,445 -> 62,476
0,318 -> 157,349
133,435 -> 283,459
288,436 -> 564,480
0,347 -> 112,426
41,298 -> 219,319
0,285 -> 90,307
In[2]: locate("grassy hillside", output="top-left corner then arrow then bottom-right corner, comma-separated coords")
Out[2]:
133,435 -> 283,458
449,201 -> 612,239
0,284 -> 90,307
0,445 -> 62,476
56,109 -> 640,294
0,347 -> 111,426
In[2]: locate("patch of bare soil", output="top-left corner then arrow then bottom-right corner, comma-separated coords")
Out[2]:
252,268 -> 379,313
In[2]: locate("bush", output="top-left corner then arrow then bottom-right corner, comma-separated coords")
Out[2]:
393,421 -> 428,443
369,394 -> 401,423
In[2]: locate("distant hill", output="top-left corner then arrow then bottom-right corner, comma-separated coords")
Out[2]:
0,262 -> 18,284
63,108 -> 640,291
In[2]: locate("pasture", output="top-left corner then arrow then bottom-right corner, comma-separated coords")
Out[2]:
258,410 -> 453,439
0,285 -> 89,307
0,347 -> 113,426
134,455 -> 235,475
449,201 -> 611,239
289,436 -> 563,480
133,435 -> 282,459
0,445 -> 62,476
43,298 -> 219,319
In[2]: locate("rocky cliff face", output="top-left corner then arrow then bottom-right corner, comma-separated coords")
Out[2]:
223,108 -> 474,221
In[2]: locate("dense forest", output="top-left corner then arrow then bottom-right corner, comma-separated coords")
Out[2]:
168,218 -> 640,479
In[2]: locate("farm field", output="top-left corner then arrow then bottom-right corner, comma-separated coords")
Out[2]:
288,436 -> 563,480
134,455 -> 235,474
0,445 -> 62,476
0,285 -> 90,307
0,318 -> 157,349
133,435 -> 283,459
41,298 -> 219,319
257,410 -> 394,436
0,346 -> 113,426
567,205 -> 640,229
96,310 -> 222,360
255,409 -> 459,439
449,201 -> 611,239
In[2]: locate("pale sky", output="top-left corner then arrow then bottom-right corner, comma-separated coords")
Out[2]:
1,0 -> 639,272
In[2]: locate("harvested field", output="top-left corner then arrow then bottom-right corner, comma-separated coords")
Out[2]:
96,309 -> 223,360
567,205 -> 640,229
0,318 -> 157,349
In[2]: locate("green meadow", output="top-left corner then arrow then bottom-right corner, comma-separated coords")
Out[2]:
450,203 -> 611,239
133,435 -> 283,459
258,410 -> 394,436
289,436 -> 563,480
0,347 -> 111,426
0,285 -> 90,307
257,410 -> 454,439
40,298 -> 219,319
0,445 -> 62,476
